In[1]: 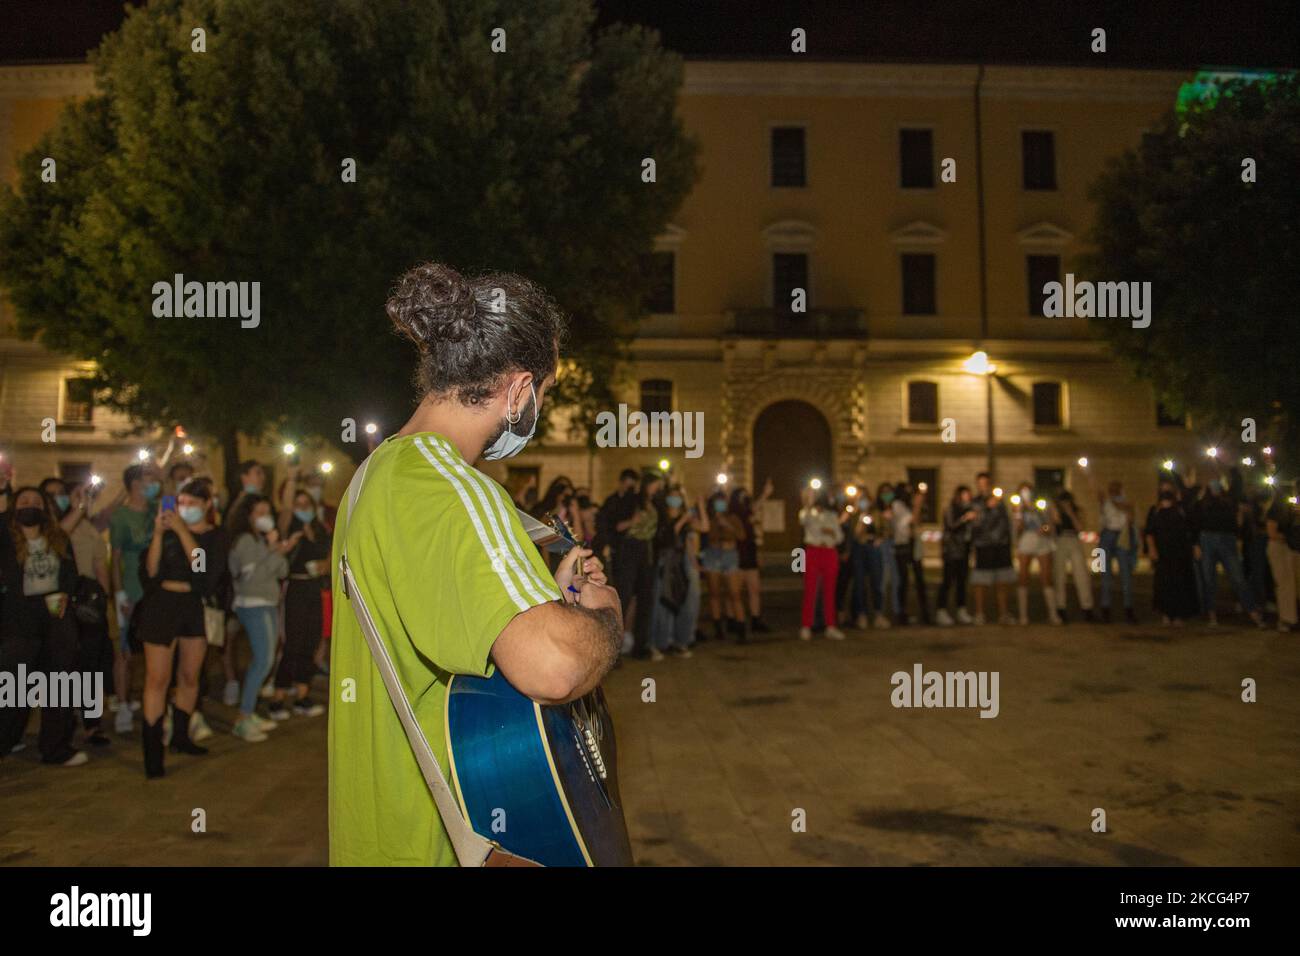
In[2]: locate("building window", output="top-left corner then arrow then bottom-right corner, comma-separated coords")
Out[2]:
643,251 -> 675,314
1022,130 -> 1057,190
59,462 -> 94,489
773,252 -> 809,315
770,127 -> 806,188
901,254 -> 937,315
61,376 -> 95,425
640,379 -> 673,415
1156,401 -> 1186,428
1032,382 -> 1063,428
1033,467 -> 1066,497
906,381 -> 939,427
899,129 -> 934,189
906,467 -> 939,523
1026,255 -> 1061,316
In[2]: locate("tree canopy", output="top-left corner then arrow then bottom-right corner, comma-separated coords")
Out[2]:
0,0 -> 697,482
1082,72 -> 1300,467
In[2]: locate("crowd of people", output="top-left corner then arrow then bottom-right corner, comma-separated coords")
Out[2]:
793,467 -> 1299,636
0,449 -> 334,773
520,463 -> 1300,659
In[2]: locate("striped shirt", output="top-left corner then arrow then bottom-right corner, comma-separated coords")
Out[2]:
328,433 -> 560,866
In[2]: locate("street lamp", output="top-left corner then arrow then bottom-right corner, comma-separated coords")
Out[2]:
963,351 -> 998,473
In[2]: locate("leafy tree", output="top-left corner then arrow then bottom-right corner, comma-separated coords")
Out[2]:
0,0 -> 697,491
1081,73 -> 1300,468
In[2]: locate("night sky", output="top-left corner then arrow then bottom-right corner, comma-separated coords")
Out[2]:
1,0 -> 1297,68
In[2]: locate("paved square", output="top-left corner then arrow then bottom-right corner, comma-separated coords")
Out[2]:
1,582 -> 1296,866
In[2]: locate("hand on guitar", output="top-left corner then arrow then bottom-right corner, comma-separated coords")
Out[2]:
555,546 -> 606,602
575,578 -> 622,629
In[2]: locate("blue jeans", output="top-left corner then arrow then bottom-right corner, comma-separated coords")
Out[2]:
1199,530 -> 1256,613
848,540 -> 874,618
235,605 -> 277,715
873,541 -> 899,616
1098,529 -> 1136,610
651,553 -> 700,651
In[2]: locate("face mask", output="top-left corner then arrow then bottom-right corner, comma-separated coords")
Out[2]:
294,508 -> 316,524
253,514 -> 275,534
713,500 -> 727,513
143,481 -> 161,500
178,504 -> 205,525
1113,494 -> 1126,503
53,494 -> 71,513
307,486 -> 323,502
15,507 -> 44,528
881,491 -> 894,504
665,494 -> 683,508
243,483 -> 261,495
482,381 -> 539,461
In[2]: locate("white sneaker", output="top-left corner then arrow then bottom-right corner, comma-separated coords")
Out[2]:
190,711 -> 214,743
61,751 -> 89,767
873,613 -> 891,630
799,627 -> 812,641
825,626 -> 846,641
222,680 -> 240,707
972,614 -> 987,626
935,609 -> 955,627
259,681 -> 276,700
114,704 -> 133,735
956,608 -> 974,625
10,741 -> 26,754
232,717 -> 268,743
855,614 -> 868,630
252,714 -> 278,732
649,648 -> 665,662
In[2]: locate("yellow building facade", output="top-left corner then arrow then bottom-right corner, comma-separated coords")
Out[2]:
0,60 -> 1202,542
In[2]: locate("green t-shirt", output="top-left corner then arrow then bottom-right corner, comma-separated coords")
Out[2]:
109,503 -> 154,601
328,433 -> 560,866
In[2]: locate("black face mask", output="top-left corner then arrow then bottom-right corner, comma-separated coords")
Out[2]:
15,507 -> 45,528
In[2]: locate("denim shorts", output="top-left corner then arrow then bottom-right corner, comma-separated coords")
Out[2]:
700,546 -> 739,574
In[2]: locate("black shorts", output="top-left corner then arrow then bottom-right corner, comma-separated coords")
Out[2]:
974,543 -> 1012,571
135,588 -> 206,646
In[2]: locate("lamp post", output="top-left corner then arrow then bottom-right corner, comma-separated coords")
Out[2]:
963,350 -> 997,474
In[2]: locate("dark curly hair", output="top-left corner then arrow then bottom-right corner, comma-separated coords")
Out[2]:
385,262 -> 568,406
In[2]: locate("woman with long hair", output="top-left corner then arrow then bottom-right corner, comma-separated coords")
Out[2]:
729,479 -> 773,633
1012,481 -> 1061,625
649,485 -> 708,659
137,477 -> 228,777
0,487 -> 85,766
890,482 -> 931,625
613,471 -> 662,657
935,484 -> 976,625
532,475 -> 576,572
267,489 -> 331,719
226,494 -> 293,741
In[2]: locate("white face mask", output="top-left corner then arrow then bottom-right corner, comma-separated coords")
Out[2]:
482,381 -> 539,462
253,514 -> 275,534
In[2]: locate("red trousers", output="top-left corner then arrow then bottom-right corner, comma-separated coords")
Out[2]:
801,545 -> 840,628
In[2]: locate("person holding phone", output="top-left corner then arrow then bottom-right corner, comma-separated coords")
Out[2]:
267,489 -> 330,719
136,477 -> 228,777
226,494 -> 292,741
0,487 -> 86,766
108,462 -> 160,734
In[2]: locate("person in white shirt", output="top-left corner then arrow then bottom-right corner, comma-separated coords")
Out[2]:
798,487 -> 845,641
1094,479 -> 1139,623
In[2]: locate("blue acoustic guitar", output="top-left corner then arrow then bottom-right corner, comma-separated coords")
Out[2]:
444,511 -> 634,867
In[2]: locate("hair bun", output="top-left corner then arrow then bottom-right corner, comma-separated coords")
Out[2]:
386,261 -> 477,346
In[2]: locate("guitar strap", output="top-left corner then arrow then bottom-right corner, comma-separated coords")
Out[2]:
339,452 -> 540,868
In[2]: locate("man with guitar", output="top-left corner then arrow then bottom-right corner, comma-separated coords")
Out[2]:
329,262 -> 622,866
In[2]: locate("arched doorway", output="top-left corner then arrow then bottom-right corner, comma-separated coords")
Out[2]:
752,400 -> 833,554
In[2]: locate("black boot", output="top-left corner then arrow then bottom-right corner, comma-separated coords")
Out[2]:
713,618 -> 725,643
732,618 -> 749,644
169,708 -> 209,756
142,718 -> 165,779
750,616 -> 771,633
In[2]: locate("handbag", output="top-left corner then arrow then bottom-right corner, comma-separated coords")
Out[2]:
204,603 -> 226,647
72,575 -> 108,625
